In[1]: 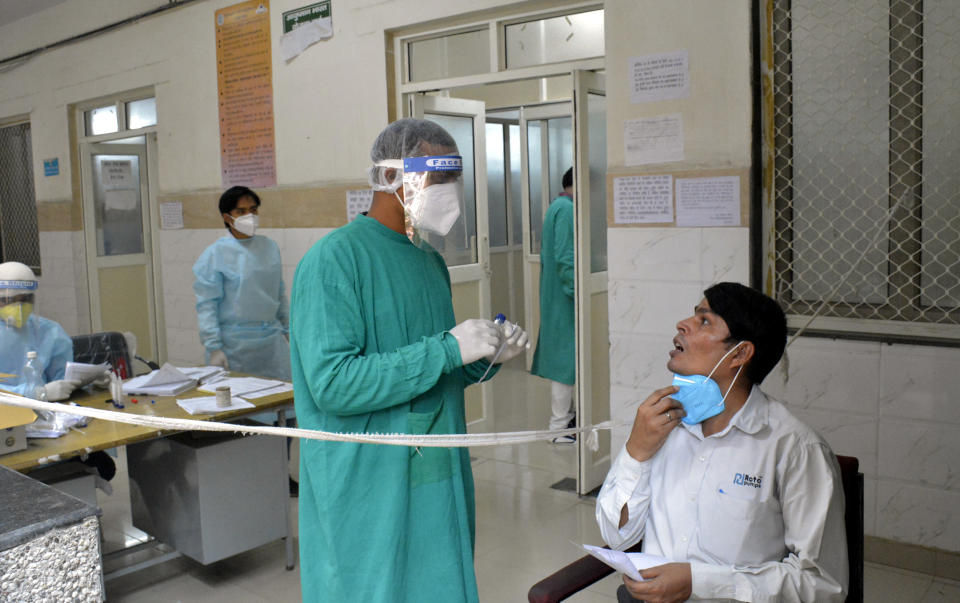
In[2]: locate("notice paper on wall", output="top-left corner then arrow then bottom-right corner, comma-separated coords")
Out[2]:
675,176 -> 741,227
347,189 -> 373,222
280,1 -> 333,61
104,189 -> 138,211
101,160 -> 134,189
629,49 -> 690,104
613,175 -> 673,224
624,114 -> 684,166
160,201 -> 184,230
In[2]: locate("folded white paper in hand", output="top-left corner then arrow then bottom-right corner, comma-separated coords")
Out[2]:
578,543 -> 671,582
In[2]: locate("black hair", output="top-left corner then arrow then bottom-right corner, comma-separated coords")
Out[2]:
703,282 -> 787,385
562,167 -> 574,190
218,186 -> 260,229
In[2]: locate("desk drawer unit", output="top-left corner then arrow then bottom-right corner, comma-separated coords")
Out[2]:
127,426 -> 286,565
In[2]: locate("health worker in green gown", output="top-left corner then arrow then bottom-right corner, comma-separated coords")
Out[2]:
531,167 -> 577,442
290,118 -> 530,602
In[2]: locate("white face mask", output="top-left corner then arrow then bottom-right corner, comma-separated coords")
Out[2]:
404,182 -> 462,237
231,214 -> 258,237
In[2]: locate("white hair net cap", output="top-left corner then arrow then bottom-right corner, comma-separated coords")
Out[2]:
367,118 -> 459,192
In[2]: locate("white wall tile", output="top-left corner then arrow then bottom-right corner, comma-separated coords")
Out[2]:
607,228 -> 701,282
608,279 -> 704,338
699,227 -> 749,284
876,481 -> 960,550
609,333 -> 673,389
786,406 -> 878,476
761,337 -> 880,415
880,344 -> 960,424
879,421 -> 960,491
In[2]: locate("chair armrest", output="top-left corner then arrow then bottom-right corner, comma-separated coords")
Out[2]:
135,355 -> 160,371
528,554 -> 614,603
528,542 -> 643,603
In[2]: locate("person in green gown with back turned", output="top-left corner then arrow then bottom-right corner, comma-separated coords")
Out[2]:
531,167 -> 577,443
290,118 -> 529,602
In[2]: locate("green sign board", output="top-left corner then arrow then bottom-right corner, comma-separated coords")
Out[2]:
282,1 -> 331,33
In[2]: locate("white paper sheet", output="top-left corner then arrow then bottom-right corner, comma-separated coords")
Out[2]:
279,18 -> 333,61
197,376 -> 286,397
101,159 -> 134,189
346,189 -> 374,222
239,382 -> 293,400
177,366 -> 228,384
104,189 -> 138,211
675,176 -> 741,227
176,396 -> 254,415
629,50 -> 690,104
624,114 -> 684,166
160,201 -> 184,229
613,175 -> 674,224
578,544 -> 671,582
64,361 -> 111,387
122,363 -> 197,396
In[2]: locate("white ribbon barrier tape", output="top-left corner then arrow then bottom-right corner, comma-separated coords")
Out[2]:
0,391 -> 617,451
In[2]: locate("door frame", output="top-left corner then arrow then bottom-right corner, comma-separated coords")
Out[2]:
518,101 -> 573,367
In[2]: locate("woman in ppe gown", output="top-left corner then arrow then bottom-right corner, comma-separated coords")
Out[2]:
192,186 -> 290,380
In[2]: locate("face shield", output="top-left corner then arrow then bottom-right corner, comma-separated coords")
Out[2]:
0,279 -> 37,329
400,155 -> 464,239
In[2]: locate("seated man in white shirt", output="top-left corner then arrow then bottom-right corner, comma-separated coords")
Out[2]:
596,282 -> 847,603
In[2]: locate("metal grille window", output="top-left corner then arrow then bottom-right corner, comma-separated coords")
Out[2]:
0,122 -> 41,271
768,0 -> 960,340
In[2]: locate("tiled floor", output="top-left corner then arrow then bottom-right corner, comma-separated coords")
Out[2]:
100,365 -> 960,601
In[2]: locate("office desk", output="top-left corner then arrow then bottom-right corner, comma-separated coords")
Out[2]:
0,380 -> 296,575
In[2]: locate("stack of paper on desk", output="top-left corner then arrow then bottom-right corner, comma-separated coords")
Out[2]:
123,363 -> 197,396
198,376 -> 292,400
177,366 -> 227,384
176,396 -> 254,415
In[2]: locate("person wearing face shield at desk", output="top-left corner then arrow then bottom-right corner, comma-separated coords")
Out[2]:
192,186 -> 290,380
595,282 -> 847,603
0,261 -> 78,401
290,118 -> 529,603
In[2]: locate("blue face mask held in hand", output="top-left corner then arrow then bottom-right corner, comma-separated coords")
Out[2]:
671,341 -> 744,425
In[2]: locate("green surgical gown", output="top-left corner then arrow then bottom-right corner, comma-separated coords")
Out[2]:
290,215 -> 493,602
531,195 -> 575,385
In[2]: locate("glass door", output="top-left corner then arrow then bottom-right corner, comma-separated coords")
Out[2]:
409,95 -> 493,432
572,70 -> 609,495
80,137 -> 159,363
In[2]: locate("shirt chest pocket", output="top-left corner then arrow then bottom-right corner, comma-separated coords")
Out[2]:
697,487 -> 786,566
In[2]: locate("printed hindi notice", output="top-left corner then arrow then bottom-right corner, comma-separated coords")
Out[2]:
675,176 -> 741,227
216,0 -> 277,188
613,175 -> 674,224
629,50 -> 690,104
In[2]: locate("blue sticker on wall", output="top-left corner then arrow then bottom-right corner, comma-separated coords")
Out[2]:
43,158 -> 59,176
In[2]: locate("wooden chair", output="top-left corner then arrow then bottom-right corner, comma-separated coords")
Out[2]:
528,455 -> 864,603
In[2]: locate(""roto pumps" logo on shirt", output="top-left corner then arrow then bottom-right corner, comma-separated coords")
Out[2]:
733,473 -> 762,488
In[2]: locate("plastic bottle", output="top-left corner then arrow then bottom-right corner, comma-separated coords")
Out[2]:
23,351 -> 47,402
